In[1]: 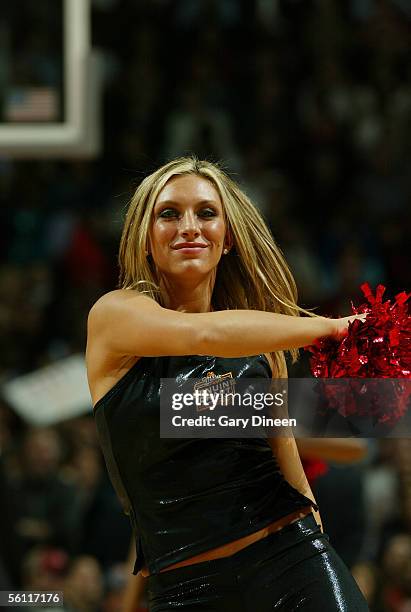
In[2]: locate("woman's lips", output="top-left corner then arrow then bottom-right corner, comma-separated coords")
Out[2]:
175,246 -> 207,253
172,243 -> 208,253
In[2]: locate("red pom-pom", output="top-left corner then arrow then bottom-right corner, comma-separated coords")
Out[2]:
306,284 -> 411,426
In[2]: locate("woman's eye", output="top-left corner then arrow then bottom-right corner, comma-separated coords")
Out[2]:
200,209 -> 217,217
158,208 -> 217,218
159,209 -> 177,218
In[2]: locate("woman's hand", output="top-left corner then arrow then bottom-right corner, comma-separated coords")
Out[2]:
330,314 -> 367,341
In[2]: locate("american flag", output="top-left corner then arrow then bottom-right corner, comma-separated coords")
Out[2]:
5,86 -> 59,122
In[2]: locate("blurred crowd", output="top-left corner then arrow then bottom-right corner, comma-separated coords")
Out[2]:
0,0 -> 410,610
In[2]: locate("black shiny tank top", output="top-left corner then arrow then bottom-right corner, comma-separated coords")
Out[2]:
93,354 -> 318,575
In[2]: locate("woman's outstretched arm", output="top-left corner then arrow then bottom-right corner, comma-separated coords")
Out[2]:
87,289 -> 357,358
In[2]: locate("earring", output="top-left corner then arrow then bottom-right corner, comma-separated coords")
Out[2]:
223,248 -> 229,255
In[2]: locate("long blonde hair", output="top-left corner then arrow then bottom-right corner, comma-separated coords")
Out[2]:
118,156 -> 317,376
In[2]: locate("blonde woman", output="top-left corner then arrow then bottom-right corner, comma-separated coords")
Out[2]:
86,157 -> 368,610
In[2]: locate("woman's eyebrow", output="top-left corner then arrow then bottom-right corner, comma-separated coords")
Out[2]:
155,199 -> 220,208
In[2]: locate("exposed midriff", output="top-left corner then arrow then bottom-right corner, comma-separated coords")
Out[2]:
140,505 -> 314,578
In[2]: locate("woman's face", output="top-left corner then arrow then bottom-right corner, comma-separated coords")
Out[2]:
149,174 -> 229,279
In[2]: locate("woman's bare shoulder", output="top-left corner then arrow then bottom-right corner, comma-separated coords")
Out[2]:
86,291 -> 149,406
90,289 -> 155,312
86,290 -> 155,361
88,290 -> 158,327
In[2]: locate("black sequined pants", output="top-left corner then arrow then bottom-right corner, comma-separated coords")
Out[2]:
147,514 -> 369,611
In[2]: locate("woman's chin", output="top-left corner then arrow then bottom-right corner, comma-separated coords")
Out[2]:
168,262 -> 217,277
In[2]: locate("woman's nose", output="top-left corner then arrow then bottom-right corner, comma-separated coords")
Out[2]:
179,211 -> 200,236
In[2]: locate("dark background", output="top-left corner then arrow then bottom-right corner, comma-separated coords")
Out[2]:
0,1 -> 410,610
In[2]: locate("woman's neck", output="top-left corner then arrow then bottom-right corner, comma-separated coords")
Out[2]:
167,296 -> 212,313
159,276 -> 214,313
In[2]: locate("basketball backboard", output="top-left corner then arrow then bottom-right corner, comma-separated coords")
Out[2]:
0,0 -> 102,158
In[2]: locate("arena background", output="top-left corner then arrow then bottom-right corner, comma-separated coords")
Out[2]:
0,1 -> 410,610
